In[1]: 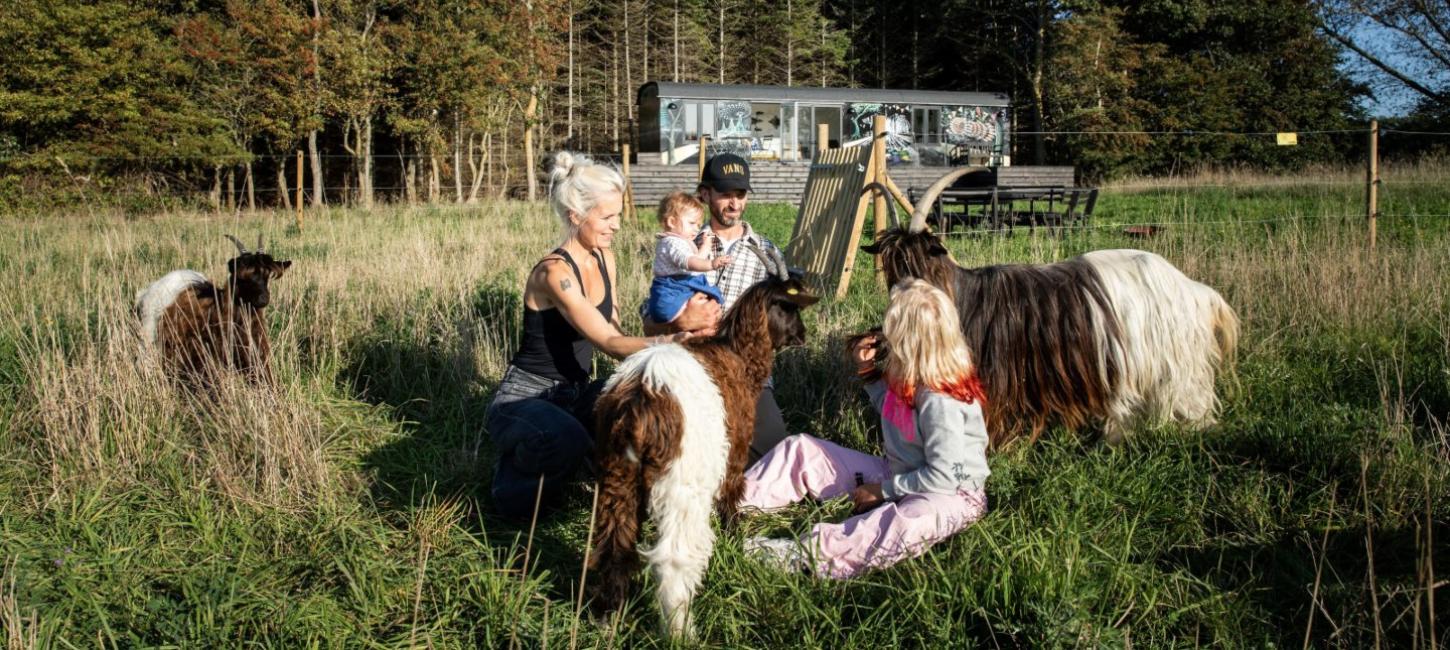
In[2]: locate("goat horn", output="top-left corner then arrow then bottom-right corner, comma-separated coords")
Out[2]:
768,244 -> 789,281
225,234 -> 248,255
862,182 -> 898,228
908,167 -> 983,232
745,243 -> 782,280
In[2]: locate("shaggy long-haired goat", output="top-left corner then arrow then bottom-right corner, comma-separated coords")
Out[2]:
862,171 -> 1239,445
588,245 -> 818,639
134,234 -> 291,385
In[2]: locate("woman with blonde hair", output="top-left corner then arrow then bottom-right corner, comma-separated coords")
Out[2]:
487,152 -> 718,520
739,279 -> 992,578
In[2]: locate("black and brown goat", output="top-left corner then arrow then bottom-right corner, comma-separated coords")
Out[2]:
862,170 -> 1239,446
135,235 -> 292,385
587,245 -> 818,639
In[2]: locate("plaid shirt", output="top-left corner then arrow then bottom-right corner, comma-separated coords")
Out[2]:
695,222 -> 778,312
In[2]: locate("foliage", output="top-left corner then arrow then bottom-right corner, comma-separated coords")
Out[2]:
0,0 -> 1417,208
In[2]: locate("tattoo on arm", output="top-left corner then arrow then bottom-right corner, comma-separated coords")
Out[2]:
560,278 -> 573,292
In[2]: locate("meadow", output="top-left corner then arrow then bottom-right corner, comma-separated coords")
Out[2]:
0,164 -> 1447,648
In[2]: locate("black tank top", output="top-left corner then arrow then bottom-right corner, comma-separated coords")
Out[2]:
511,248 -> 614,383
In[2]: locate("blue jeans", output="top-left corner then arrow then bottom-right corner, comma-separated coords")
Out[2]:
487,365 -> 600,520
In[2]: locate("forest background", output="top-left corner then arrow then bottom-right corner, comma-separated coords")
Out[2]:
1,0 -> 1446,211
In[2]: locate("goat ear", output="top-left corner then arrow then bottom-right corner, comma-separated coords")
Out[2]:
928,240 -> 949,256
781,282 -> 820,307
860,242 -> 882,254
227,258 -> 238,274
789,292 -> 820,308
271,260 -> 292,278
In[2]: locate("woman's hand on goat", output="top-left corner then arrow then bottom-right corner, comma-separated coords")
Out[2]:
850,483 -> 885,514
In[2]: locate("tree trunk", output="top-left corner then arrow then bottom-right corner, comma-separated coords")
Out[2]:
625,0 -> 633,127
673,0 -> 680,82
359,117 -> 375,208
277,164 -> 291,211
468,133 -> 485,203
879,0 -> 885,88
718,1 -> 725,83
404,142 -> 418,205
210,166 -> 222,211
568,2 -> 575,143
309,0 -> 325,208
643,1 -> 649,83
848,0 -> 856,86
612,29 -> 620,148
454,118 -> 464,203
911,0 -> 918,89
225,167 -> 236,211
308,131 -> 324,208
787,0 -> 793,86
500,125 -> 512,200
525,90 -> 539,201
428,153 -> 439,204
244,160 -> 255,211
1032,0 -> 1047,165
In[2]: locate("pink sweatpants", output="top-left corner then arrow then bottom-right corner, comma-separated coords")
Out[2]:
740,433 -> 987,579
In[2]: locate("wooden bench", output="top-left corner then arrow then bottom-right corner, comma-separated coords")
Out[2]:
906,166 -> 1097,234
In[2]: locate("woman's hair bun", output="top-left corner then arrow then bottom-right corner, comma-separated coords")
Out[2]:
550,151 -> 578,185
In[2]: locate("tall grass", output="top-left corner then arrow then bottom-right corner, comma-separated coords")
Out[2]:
0,173 -> 1446,647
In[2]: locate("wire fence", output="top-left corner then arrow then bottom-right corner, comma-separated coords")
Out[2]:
6,125 -> 1446,242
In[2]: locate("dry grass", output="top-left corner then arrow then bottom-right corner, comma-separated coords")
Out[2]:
0,189 -> 1445,647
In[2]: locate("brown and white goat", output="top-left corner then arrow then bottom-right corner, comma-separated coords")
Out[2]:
862,170 -> 1239,446
134,234 -> 291,385
587,246 -> 818,639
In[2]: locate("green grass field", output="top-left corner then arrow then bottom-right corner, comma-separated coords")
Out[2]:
1,167 -> 1447,648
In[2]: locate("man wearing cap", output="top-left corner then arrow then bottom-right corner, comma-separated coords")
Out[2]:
693,153 -> 782,311
644,152 -> 790,460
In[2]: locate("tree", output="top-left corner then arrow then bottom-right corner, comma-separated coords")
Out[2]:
1046,8 -> 1157,178
0,1 -> 233,197
1314,0 -> 1450,113
176,11 -> 264,209
324,0 -> 394,208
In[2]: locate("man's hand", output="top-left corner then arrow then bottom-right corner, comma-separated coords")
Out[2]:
668,292 -> 722,335
851,483 -> 885,514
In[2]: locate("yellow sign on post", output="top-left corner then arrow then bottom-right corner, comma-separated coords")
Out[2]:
1276,132 -> 1299,146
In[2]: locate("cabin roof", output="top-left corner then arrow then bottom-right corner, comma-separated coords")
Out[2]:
638,82 -> 1010,107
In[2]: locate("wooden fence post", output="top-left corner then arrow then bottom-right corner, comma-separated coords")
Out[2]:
870,115 -> 889,279
295,150 -> 304,231
697,136 -> 710,182
817,123 -> 830,154
622,142 -> 634,220
1366,119 -> 1379,251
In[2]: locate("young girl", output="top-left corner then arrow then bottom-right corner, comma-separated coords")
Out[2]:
739,279 -> 991,579
644,191 -> 731,325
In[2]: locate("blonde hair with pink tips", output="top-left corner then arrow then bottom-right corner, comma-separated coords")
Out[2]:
882,279 -> 977,396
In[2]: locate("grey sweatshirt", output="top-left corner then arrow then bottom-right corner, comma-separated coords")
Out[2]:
864,380 -> 991,500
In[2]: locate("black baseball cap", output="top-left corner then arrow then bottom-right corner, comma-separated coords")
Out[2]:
700,153 -> 752,193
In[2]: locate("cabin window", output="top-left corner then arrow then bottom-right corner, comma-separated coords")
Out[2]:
684,101 -> 715,141
913,108 -> 941,145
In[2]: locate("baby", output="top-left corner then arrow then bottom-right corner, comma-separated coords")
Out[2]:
645,191 -> 728,324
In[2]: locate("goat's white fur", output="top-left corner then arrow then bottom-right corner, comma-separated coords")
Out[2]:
134,270 -> 208,346
1081,250 -> 1236,441
599,344 -> 730,638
